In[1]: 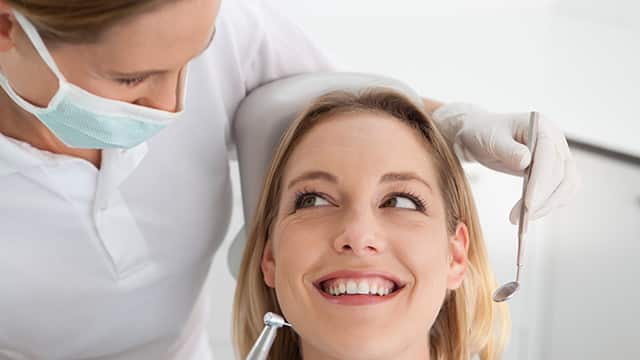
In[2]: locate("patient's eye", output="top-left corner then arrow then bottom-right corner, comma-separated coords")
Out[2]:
381,193 -> 426,212
295,192 -> 331,210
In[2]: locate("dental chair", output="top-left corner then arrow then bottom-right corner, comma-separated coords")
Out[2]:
227,72 -> 424,277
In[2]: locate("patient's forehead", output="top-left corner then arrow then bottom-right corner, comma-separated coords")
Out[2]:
283,111 -> 440,189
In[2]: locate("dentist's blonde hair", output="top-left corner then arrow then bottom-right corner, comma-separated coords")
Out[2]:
233,88 -> 510,360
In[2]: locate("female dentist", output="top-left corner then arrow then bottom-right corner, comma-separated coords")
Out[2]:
0,0 -> 578,359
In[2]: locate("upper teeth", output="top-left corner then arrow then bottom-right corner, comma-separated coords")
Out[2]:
322,277 -> 395,296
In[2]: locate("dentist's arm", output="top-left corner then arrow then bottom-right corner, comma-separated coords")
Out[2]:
423,97 -> 580,225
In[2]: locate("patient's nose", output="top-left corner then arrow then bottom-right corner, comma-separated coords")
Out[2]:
333,210 -> 386,256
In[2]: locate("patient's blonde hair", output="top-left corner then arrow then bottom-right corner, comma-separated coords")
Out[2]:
233,88 -> 510,360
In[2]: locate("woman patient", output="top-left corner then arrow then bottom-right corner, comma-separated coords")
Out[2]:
233,88 -> 509,360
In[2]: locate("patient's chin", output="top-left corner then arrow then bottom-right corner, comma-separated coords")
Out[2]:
300,333 -> 400,360
295,317 -> 426,360
287,296 -> 443,360
277,279 -> 443,358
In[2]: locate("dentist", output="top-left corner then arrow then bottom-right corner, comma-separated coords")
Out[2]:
0,0 -> 578,359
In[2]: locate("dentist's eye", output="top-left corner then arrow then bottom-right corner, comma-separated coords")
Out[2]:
294,192 -> 331,210
381,193 -> 426,212
117,75 -> 148,87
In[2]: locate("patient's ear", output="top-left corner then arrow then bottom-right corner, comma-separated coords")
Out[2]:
261,239 -> 276,288
447,223 -> 470,290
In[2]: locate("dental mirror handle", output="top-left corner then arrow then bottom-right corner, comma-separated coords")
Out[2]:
516,112 -> 539,282
246,325 -> 278,360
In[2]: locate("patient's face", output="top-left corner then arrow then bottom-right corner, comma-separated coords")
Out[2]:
262,112 -> 468,359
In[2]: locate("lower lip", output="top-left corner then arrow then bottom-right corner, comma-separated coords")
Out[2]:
315,286 -> 403,306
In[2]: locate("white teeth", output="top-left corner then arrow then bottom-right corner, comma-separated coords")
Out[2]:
346,280 -> 358,294
357,281 -> 369,294
323,278 -> 397,297
370,283 -> 379,294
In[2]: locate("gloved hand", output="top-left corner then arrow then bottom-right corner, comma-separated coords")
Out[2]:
432,102 -> 580,225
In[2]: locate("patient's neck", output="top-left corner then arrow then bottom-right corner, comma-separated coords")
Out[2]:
300,337 -> 430,360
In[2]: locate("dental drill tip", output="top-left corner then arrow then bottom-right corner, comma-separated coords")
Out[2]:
263,312 -> 288,328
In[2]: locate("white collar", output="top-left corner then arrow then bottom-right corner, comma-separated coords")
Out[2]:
0,132 -> 148,179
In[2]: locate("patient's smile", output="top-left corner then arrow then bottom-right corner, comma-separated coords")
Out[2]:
322,277 -> 395,296
313,271 -> 406,304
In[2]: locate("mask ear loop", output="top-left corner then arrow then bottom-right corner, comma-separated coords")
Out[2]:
12,11 -> 66,81
175,65 -> 190,112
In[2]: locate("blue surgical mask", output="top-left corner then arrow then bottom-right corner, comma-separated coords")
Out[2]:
0,11 -> 188,149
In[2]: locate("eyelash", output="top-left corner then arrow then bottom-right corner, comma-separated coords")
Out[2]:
294,188 -> 329,211
116,75 -> 148,87
384,191 -> 428,212
292,188 -> 428,213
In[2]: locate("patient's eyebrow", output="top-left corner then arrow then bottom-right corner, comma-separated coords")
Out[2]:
380,172 -> 433,193
287,171 -> 338,189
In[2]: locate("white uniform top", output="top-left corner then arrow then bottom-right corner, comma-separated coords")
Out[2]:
0,0 -> 332,358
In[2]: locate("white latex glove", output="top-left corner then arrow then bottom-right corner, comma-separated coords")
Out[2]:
432,103 -> 580,225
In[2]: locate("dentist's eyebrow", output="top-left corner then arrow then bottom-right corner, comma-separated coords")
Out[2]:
287,171 -> 338,189
108,27 -> 217,78
380,172 -> 433,193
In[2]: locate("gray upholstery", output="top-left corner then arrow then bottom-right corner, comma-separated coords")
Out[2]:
227,72 -> 424,277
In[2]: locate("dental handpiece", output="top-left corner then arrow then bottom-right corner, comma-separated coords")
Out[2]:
246,312 -> 292,360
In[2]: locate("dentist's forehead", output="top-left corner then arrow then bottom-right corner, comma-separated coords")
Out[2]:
87,0 -> 219,73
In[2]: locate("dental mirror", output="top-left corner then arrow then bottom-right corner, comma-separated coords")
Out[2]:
493,112 -> 539,303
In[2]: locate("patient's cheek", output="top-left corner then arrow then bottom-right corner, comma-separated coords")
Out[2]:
277,213 -> 338,247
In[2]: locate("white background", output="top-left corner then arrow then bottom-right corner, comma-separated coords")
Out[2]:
277,0 -> 640,157
205,1 -> 640,358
